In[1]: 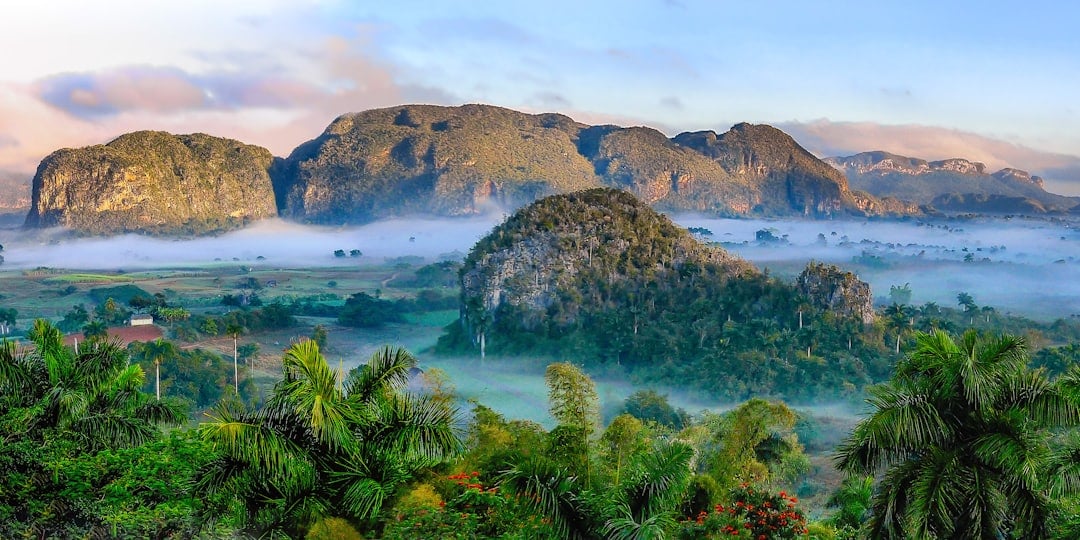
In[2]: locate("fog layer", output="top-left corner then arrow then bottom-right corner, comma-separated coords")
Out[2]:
2,214 -> 1078,319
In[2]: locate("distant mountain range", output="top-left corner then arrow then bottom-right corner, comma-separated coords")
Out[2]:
824,151 -> 1080,214
12,104 -> 1077,236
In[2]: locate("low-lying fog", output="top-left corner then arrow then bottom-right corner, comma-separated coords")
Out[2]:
2,213 -> 1079,319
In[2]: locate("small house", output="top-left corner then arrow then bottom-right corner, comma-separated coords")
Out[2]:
130,314 -> 154,326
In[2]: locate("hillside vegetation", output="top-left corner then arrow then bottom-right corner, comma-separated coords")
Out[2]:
439,188 -> 889,401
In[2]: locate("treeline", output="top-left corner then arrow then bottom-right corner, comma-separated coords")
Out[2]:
4,324 -> 1079,538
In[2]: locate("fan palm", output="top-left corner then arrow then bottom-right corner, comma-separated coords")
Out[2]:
196,341 -> 461,538
836,329 -> 1080,539
0,320 -> 183,450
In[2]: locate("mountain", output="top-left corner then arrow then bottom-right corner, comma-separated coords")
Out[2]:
825,151 -> 1079,214
20,104 -> 926,236
274,104 -> 909,224
24,131 -> 278,235
439,188 -> 884,401
0,173 -> 30,210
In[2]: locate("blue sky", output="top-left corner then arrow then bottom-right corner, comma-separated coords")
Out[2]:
1,0 -> 1078,192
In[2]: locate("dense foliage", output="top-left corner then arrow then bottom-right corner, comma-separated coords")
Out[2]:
837,330 -> 1080,538
195,342 -> 462,537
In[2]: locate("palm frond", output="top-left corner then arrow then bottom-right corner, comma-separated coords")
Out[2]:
498,456 -> 587,540
370,393 -> 463,464
603,510 -> 676,540
972,410 -> 1046,492
71,411 -> 157,449
906,448 -> 961,539
865,457 -> 920,539
274,340 -> 354,451
0,339 -> 36,399
623,441 -> 693,520
343,346 -> 415,404
200,402 -> 315,484
835,383 -> 950,473
1047,433 -> 1080,498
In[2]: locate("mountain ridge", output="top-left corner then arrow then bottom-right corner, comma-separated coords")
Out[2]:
825,150 -> 1078,214
17,104 -> 1078,236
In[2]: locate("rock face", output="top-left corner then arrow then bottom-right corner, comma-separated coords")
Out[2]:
275,104 -> 601,224
276,104 -> 904,224
673,123 -> 863,216
460,188 -> 752,326
25,131 -> 277,235
795,262 -> 875,325
825,151 -> 1077,214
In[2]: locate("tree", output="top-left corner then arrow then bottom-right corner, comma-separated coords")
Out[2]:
0,320 -> 183,450
883,302 -> 910,354
621,389 -> 688,429
888,282 -> 912,305
957,292 -> 978,324
0,307 -> 15,335
0,323 -> 189,537
836,330 -> 1080,538
225,323 -> 243,393
196,342 -> 461,537
546,362 -> 600,486
703,398 -> 807,493
826,475 -> 874,531
140,338 -> 178,400
81,319 -> 108,340
311,324 -> 328,349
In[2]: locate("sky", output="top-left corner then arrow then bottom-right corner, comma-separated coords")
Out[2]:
1,0 -> 1079,194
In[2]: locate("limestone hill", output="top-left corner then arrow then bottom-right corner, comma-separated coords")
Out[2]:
25,131 -> 277,235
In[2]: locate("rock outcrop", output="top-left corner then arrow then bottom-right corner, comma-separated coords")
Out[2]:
796,262 -> 875,325
25,131 -> 277,235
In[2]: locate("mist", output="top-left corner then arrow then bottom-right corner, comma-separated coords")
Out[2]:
3,212 -> 1079,320
675,215 -> 1080,320
0,216 -> 501,270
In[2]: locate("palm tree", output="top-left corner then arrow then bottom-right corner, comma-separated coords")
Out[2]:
0,320 -> 183,450
836,329 -> 1080,539
498,439 -> 693,540
882,303 -> 909,354
195,341 -> 461,537
140,338 -> 178,400
225,323 -> 243,393
82,319 -> 108,341
826,475 -> 874,531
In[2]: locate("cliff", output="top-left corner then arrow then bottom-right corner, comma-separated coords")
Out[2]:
25,131 -> 277,235
796,262 -> 875,325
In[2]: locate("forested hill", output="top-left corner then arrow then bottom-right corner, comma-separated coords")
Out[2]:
438,188 -> 889,402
